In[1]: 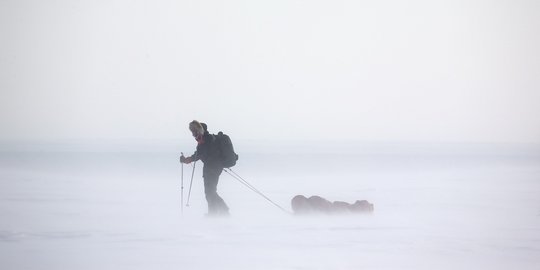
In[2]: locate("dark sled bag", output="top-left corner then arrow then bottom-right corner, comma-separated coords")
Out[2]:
215,131 -> 238,168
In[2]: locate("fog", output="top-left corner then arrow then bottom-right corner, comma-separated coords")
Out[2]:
1,1 -> 540,269
1,143 -> 539,269
1,0 -> 540,143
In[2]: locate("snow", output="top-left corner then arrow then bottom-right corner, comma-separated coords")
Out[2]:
1,143 -> 539,269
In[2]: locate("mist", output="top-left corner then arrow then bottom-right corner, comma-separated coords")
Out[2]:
1,0 -> 540,269
1,143 -> 539,269
1,0 -> 540,143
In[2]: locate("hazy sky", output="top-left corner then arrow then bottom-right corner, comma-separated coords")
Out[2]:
1,0 -> 539,143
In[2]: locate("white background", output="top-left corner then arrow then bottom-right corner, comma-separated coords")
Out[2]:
1,0 -> 539,143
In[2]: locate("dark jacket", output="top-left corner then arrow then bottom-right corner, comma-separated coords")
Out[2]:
190,131 -> 223,176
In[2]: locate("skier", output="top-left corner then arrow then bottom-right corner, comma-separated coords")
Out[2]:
181,120 -> 230,216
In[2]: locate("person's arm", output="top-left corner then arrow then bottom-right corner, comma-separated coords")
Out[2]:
189,151 -> 200,162
180,151 -> 199,164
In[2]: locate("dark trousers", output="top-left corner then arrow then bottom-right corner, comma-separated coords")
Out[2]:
203,168 -> 229,215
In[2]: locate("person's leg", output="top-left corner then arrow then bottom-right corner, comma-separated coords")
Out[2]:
204,170 -> 229,215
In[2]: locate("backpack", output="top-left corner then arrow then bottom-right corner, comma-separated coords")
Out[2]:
215,131 -> 238,168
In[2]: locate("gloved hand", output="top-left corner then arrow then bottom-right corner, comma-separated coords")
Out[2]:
180,156 -> 193,164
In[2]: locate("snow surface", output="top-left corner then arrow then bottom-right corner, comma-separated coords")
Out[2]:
1,143 -> 539,270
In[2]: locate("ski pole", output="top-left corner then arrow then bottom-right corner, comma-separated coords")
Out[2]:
186,160 -> 197,207
180,153 -> 184,215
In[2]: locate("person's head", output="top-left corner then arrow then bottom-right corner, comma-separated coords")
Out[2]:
189,120 -> 204,138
